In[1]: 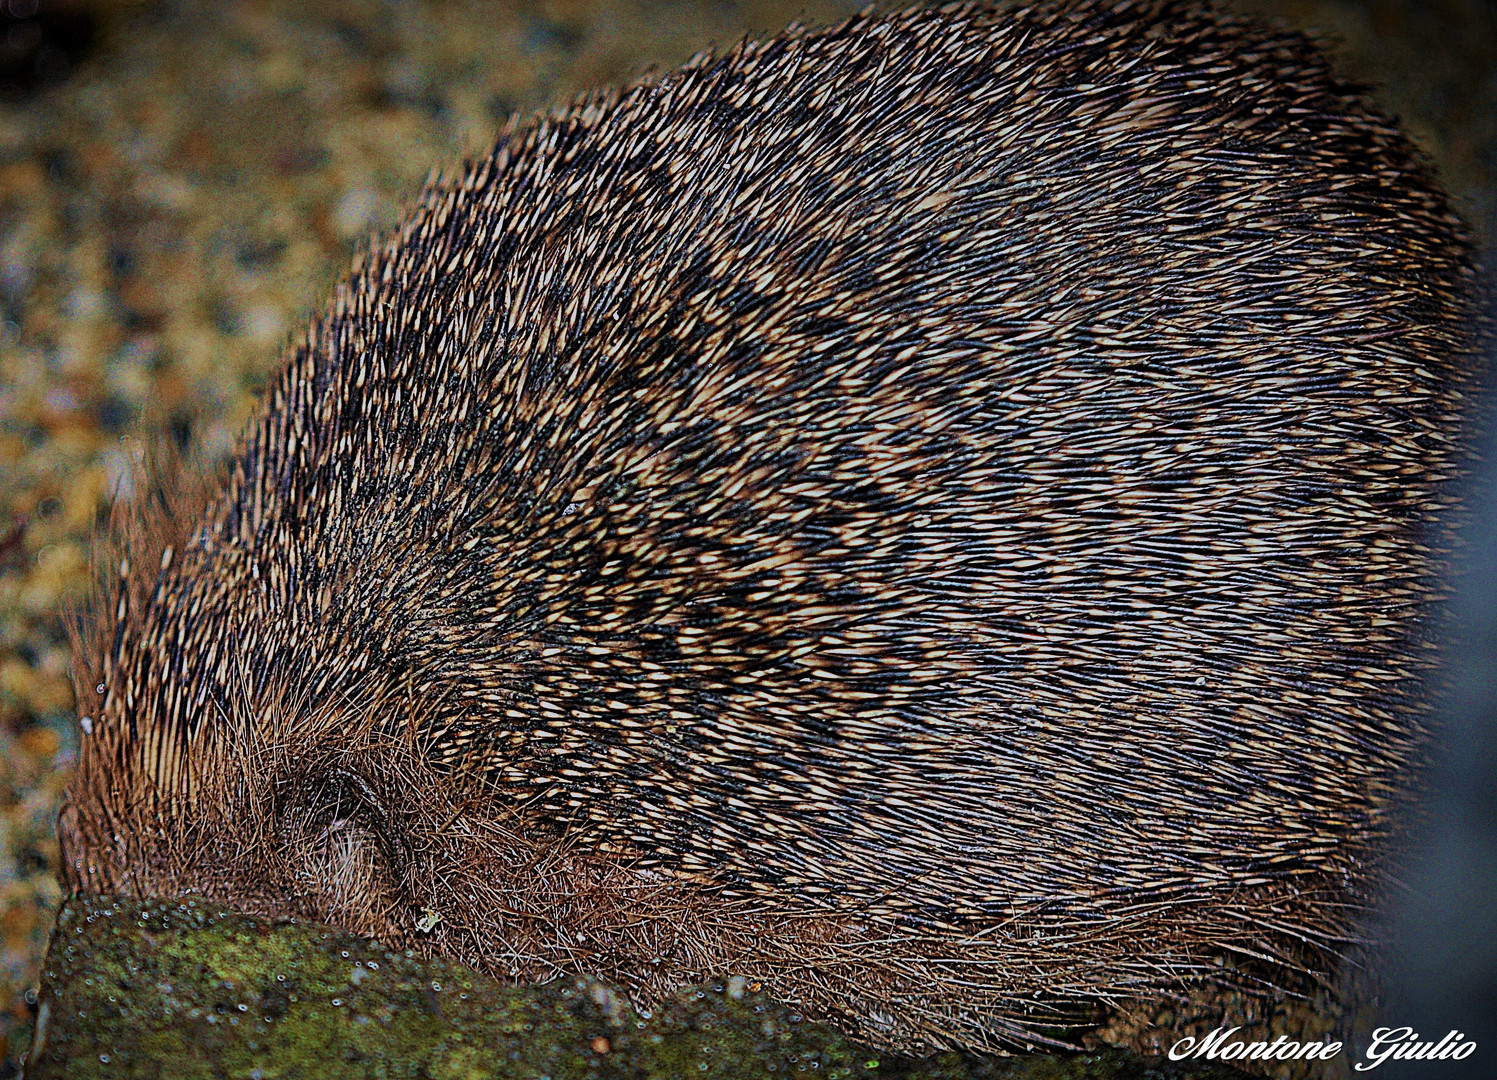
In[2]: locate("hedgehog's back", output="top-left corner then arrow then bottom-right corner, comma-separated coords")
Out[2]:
67,0 -> 1481,1051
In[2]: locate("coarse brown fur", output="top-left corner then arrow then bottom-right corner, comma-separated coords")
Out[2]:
59,0 -> 1483,1052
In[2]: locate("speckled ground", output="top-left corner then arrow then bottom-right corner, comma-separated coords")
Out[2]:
0,0 -> 1492,1074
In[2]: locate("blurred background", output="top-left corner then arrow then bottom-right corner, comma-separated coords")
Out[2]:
0,0 -> 1493,1075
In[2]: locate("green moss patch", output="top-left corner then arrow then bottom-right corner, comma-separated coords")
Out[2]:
25,894 -> 1245,1079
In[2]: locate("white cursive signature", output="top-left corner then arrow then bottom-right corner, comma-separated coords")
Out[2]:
1167,1025 -> 1478,1068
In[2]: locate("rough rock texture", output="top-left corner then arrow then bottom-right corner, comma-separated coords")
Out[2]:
26,894 -> 1252,1080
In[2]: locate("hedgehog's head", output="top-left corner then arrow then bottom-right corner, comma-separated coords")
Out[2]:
56,498 -> 822,1003
54,446 -> 449,944
59,647 -> 864,1013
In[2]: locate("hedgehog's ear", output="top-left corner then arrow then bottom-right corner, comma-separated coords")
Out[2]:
270,759 -> 416,936
276,764 -> 412,883
54,796 -> 80,893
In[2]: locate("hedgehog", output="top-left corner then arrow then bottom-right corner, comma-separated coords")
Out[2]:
56,0 -> 1483,1053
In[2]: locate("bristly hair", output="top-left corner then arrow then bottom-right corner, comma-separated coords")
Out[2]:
62,433 -> 222,882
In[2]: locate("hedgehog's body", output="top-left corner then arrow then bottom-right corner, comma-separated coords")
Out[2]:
63,0 -> 1480,1051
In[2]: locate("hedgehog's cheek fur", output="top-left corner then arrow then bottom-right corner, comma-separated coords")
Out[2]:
63,723 -> 883,1017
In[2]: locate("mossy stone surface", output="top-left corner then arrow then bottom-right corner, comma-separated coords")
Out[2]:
23,894 -> 1250,1079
